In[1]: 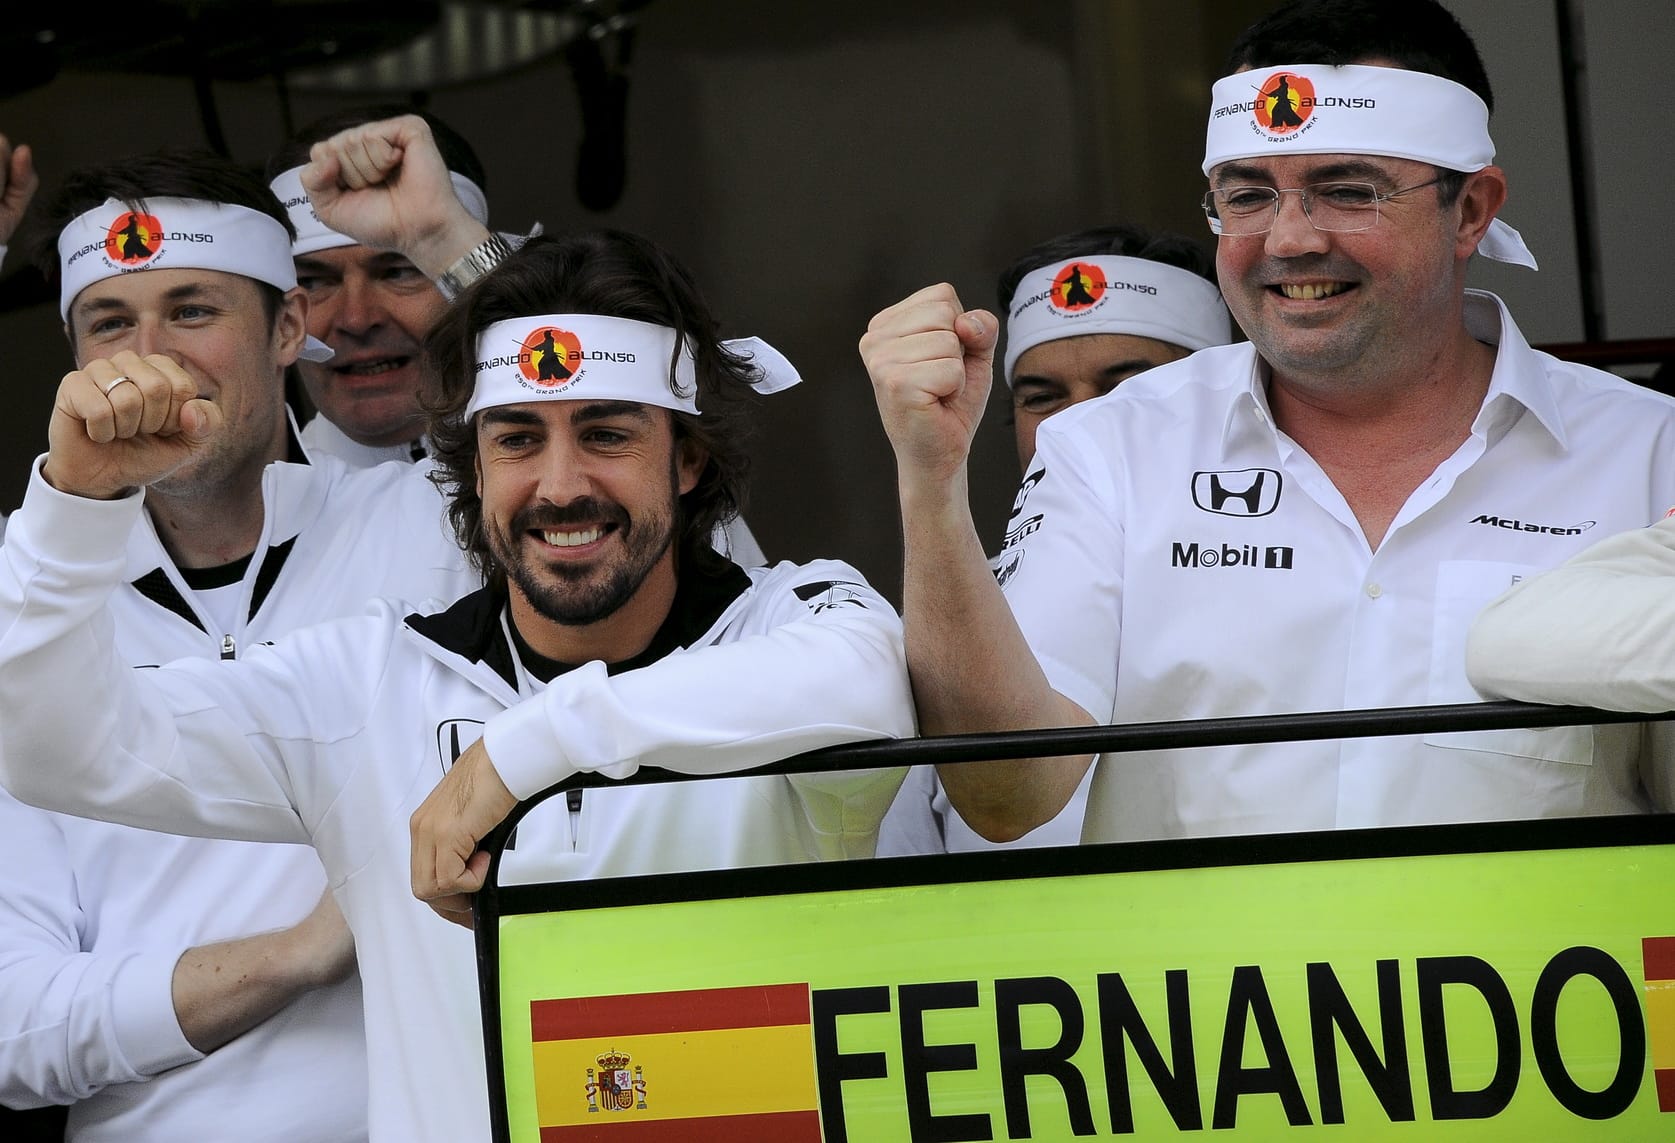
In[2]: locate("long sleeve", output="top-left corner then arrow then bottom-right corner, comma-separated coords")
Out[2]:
0,463 -> 368,847
485,561 -> 916,799
0,793 -> 200,1107
1467,517 -> 1675,712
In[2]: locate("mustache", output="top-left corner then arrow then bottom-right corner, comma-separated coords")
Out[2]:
512,497 -> 630,533
1252,254 -> 1361,283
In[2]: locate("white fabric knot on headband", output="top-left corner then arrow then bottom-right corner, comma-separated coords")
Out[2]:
1003,255 -> 1232,385
56,196 -> 333,360
465,313 -> 801,419
1202,63 -> 1536,270
269,165 -> 490,257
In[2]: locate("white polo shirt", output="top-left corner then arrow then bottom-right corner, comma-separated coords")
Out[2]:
1001,291 -> 1675,841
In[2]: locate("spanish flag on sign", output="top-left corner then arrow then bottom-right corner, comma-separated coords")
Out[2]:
530,982 -> 822,1141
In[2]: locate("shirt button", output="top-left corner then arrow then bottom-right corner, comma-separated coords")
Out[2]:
1365,582 -> 1383,599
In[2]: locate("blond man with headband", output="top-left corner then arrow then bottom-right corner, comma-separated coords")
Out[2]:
863,0 -> 1675,845
0,229 -> 912,1143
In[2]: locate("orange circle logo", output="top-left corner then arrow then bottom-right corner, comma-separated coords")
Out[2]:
103,211 -> 163,266
1050,262 -> 1106,313
518,326 -> 583,388
1255,72 -> 1313,135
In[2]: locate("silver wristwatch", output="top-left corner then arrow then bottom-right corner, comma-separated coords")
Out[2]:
435,233 -> 514,300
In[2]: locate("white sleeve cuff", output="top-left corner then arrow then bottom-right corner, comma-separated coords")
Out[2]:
16,454 -> 146,567
482,671 -> 592,799
108,950 -> 204,1077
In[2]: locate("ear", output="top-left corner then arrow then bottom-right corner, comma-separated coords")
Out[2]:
272,286 -> 310,367
1452,165 -> 1509,262
675,435 -> 707,496
473,448 -> 484,499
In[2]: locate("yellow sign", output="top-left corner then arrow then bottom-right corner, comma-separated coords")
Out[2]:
490,822 -> 1675,1140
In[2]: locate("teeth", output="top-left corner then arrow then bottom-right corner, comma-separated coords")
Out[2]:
543,528 -> 602,548
340,359 -> 403,375
1279,282 -> 1347,300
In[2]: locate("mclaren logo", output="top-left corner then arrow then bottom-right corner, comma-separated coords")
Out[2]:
1471,514 -> 1596,537
1193,468 -> 1282,517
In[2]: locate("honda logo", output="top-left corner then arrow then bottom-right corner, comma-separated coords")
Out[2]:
1192,468 -> 1282,517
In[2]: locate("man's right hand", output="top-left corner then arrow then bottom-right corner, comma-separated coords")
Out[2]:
300,114 -> 491,278
43,351 -> 221,500
860,283 -> 998,490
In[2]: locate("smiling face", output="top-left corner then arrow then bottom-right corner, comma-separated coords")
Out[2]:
476,399 -> 706,657
68,267 -> 304,495
1210,152 -> 1473,395
294,244 -> 448,447
1010,332 -> 1190,468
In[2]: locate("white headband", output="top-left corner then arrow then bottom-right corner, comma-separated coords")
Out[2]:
1203,64 -> 1536,269
270,166 -> 490,257
1003,255 -> 1232,385
58,196 -> 333,360
465,313 -> 800,419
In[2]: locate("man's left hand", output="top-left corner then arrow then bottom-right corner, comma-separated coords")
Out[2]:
410,737 -> 518,929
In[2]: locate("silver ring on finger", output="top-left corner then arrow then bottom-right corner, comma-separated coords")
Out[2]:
100,374 -> 135,395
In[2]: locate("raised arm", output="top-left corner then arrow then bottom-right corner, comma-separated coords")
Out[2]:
300,114 -> 493,280
860,284 -> 1094,840
0,352 -> 331,841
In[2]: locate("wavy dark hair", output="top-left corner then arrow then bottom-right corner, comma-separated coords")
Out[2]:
422,230 -> 758,586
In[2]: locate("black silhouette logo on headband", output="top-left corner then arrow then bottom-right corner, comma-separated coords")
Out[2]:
1256,72 -> 1314,135
104,211 -> 163,267
519,326 -> 583,388
1050,262 -> 1106,314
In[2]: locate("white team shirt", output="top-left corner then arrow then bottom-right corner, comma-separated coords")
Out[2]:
0,450 -> 474,1141
1000,291 -> 1675,841
0,468 -> 912,1143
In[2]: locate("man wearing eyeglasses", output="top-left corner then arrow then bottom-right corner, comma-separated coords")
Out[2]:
862,0 -> 1675,844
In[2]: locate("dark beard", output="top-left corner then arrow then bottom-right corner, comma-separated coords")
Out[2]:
488,494 -> 677,627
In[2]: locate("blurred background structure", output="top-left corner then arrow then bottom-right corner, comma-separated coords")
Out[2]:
0,0 -> 1667,599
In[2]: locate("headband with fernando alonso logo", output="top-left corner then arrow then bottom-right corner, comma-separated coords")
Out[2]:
1203,63 -> 1536,269
57,196 -> 333,360
466,313 -> 801,419
1003,255 -> 1232,386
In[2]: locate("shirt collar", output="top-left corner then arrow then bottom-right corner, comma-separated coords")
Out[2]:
1464,289 -> 1568,451
1216,291 -> 1567,455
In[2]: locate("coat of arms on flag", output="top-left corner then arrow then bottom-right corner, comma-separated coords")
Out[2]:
584,1050 -> 646,1113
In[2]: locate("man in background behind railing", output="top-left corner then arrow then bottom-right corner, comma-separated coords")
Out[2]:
863,0 -> 1675,843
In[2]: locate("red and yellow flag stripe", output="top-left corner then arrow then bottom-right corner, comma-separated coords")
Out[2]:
1644,937 -> 1675,1112
530,982 -> 820,1140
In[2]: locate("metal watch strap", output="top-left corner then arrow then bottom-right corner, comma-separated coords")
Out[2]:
436,233 -> 513,300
